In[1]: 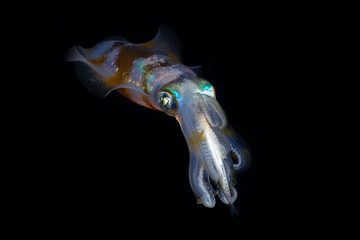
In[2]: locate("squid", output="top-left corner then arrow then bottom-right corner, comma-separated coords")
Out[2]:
66,25 -> 250,209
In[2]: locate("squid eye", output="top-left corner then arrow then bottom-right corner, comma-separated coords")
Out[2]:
198,81 -> 216,98
202,84 -> 215,98
159,91 -> 178,115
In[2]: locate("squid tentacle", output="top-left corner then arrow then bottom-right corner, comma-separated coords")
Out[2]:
189,153 -> 216,208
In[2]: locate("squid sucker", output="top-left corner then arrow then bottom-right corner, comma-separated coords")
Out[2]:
66,25 -> 250,209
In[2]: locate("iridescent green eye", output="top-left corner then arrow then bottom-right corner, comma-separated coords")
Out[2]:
159,91 -> 177,115
202,84 -> 215,97
198,80 -> 216,98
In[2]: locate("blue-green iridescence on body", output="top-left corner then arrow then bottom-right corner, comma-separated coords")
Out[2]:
66,25 -> 250,209
130,55 -> 194,96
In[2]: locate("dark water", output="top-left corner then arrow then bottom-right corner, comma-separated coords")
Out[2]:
7,1 -> 358,239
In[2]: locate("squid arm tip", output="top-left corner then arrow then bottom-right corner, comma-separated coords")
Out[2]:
229,204 -> 239,220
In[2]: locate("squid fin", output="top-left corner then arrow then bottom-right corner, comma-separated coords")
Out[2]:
140,24 -> 182,62
189,65 -> 203,76
65,41 -> 122,98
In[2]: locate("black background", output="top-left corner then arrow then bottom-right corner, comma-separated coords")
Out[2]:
7,1 -> 359,239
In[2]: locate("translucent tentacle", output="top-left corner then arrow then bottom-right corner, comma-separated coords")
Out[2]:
225,126 -> 251,173
189,153 -> 216,208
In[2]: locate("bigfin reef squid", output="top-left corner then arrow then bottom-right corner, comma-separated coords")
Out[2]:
66,25 -> 250,210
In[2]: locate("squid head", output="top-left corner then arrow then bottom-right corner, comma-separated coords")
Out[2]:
156,77 -> 250,208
